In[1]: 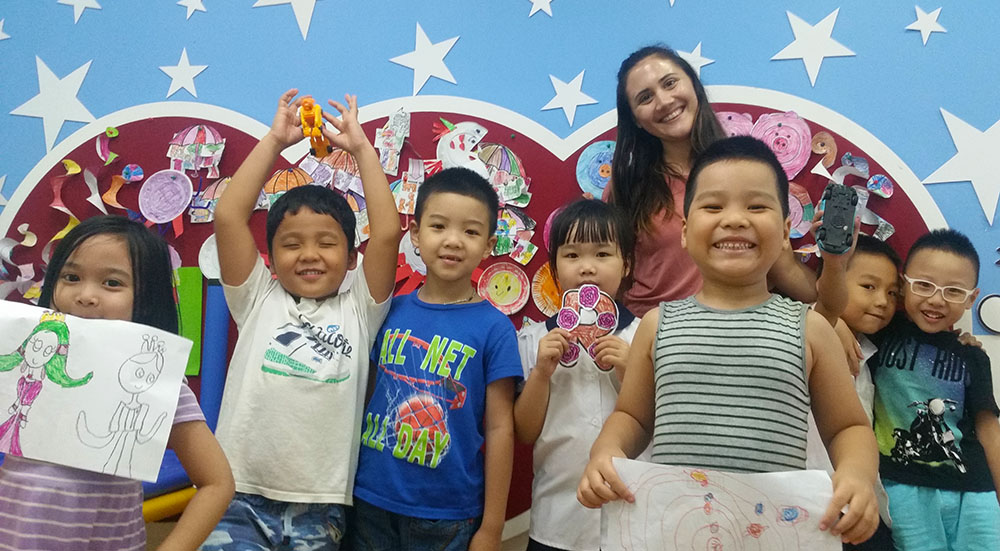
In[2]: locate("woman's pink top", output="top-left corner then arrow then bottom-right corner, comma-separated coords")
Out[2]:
605,176 -> 701,316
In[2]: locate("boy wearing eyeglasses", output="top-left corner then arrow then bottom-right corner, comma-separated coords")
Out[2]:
868,229 -> 1000,551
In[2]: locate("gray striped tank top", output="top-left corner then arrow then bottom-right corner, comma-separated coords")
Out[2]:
652,295 -> 809,473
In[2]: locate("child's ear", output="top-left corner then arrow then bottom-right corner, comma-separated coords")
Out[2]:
680,217 -> 688,250
408,219 -> 420,247
968,288 -> 981,310
346,250 -> 359,271
782,216 -> 791,249
484,235 -> 498,260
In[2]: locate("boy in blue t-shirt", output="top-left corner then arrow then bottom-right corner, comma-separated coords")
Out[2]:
868,229 -> 1000,551
351,167 -> 522,551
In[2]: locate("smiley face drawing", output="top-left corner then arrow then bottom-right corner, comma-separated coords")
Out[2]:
478,262 -> 530,315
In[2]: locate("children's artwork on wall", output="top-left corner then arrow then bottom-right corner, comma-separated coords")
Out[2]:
602,458 -> 840,551
478,261 -> 529,315
138,169 -> 193,224
556,284 -> 618,370
575,140 -> 614,198
166,124 -> 226,178
0,301 -> 191,482
432,118 -> 489,177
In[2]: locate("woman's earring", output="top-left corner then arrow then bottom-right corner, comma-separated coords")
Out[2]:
414,246 -> 420,257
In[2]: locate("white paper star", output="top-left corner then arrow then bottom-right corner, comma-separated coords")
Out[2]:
906,6 -> 946,45
57,0 -> 101,24
10,57 -> 95,151
771,9 -> 855,87
0,19 -> 10,41
677,43 -> 714,77
159,48 -> 208,98
923,109 -> 1000,224
390,23 -> 459,96
541,70 -> 598,127
668,0 -> 676,5
253,0 -> 317,40
178,0 -> 206,20
528,0 -> 552,17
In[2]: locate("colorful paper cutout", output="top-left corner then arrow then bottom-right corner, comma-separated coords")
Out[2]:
138,169 -> 193,224
82,169 -> 108,214
433,119 -> 489,177
166,124 -> 225,178
374,109 -> 410,176
750,111 -> 812,180
810,131 -> 837,168
788,182 -> 815,239
478,262 -> 529,315
715,111 -> 754,137
122,164 -> 144,182
557,284 -> 619,370
96,126 -> 119,165
263,167 -> 312,206
576,140 -> 615,197
509,239 -> 538,265
867,174 -> 894,199
479,143 -> 531,204
531,263 -> 560,317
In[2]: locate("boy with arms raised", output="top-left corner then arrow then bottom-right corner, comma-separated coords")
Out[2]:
205,89 -> 401,550
868,229 -> 1000,550
578,136 -> 880,545
351,167 -> 522,551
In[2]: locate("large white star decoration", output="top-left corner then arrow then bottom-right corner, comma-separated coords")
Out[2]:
253,0 -> 317,40
10,57 -> 95,151
178,0 -> 207,20
159,48 -> 208,98
57,0 -> 101,24
771,9 -> 855,87
923,109 -> 1000,224
668,0 -> 676,5
528,0 -> 552,17
677,43 -> 713,77
906,6 -> 946,45
541,70 -> 598,127
390,23 -> 459,96
0,19 -> 10,41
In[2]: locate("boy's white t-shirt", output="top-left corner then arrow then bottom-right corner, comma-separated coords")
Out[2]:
518,317 -> 645,550
216,257 -> 389,503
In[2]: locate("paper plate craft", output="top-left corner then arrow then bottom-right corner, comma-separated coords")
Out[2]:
198,234 -> 221,280
138,169 -> 194,224
478,262 -> 529,315
867,174 -> 894,199
264,167 -> 313,208
166,124 -> 226,178
750,111 -> 812,180
788,182 -> 814,239
811,131 -> 838,168
716,111 -> 754,137
479,143 -> 531,204
531,263 -> 561,317
433,119 -> 489,178
557,284 -> 619,371
576,140 -> 615,197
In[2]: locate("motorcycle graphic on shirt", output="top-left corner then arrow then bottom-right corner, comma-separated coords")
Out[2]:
890,398 -> 967,473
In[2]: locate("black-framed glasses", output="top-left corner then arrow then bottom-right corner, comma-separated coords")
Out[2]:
902,275 -> 975,303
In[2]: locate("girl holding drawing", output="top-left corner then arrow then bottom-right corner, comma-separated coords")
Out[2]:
0,215 -> 234,551
514,199 -> 643,551
0,313 -> 86,455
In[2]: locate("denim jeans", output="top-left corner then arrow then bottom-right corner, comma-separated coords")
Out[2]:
201,492 -> 346,551
349,497 -> 481,551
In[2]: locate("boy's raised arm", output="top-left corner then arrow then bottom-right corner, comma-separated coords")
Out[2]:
214,88 -> 305,287
805,310 -> 879,545
321,95 -> 401,303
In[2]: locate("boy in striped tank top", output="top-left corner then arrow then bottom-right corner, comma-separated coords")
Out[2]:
578,136 -> 880,546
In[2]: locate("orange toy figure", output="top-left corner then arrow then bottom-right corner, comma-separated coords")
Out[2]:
299,97 -> 333,156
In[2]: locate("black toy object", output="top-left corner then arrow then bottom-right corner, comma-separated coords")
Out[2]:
816,183 -> 858,255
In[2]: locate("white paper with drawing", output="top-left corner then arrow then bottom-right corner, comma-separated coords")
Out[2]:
602,458 -> 840,550
0,301 -> 191,482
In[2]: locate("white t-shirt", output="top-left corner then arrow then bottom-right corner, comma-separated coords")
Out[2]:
517,317 -> 642,551
216,257 -> 389,503
805,334 -> 890,524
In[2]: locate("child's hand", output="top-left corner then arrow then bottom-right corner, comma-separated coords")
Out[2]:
594,335 -> 630,372
955,329 -> 983,348
468,527 -> 501,551
264,88 -> 306,149
536,328 -> 571,379
577,451 -> 634,508
820,469 -> 879,544
322,94 -> 373,156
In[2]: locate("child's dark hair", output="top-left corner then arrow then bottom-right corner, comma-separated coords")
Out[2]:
611,44 -> 724,235
38,215 -> 179,334
817,234 -> 902,276
905,228 -> 980,285
684,136 -> 789,218
548,199 -> 635,297
414,167 -> 500,235
266,185 -> 357,255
